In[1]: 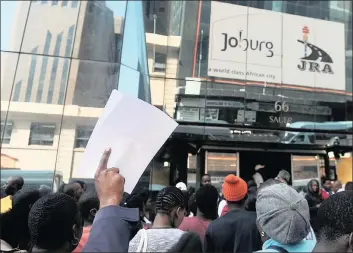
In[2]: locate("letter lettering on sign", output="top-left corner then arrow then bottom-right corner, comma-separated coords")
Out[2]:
221,33 -> 228,51
322,64 -> 334,74
309,62 -> 320,73
297,61 -> 306,71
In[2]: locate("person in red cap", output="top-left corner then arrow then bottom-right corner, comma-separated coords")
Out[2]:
204,174 -> 262,253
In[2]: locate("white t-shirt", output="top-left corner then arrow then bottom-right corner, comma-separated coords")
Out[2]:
218,199 -> 227,217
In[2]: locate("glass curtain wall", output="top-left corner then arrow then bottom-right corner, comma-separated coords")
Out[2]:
0,0 -> 151,191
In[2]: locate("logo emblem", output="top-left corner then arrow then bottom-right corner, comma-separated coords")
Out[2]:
297,26 -> 333,63
297,26 -> 334,74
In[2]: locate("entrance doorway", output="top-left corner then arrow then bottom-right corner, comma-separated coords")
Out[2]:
239,151 -> 291,183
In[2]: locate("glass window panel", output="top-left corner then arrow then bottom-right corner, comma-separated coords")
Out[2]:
1,121 -> 13,144
29,123 -> 56,145
120,0 -> 149,76
1,52 -> 20,103
75,126 -> 93,148
13,54 -> 70,105
71,1 -> 78,8
71,1 -> 125,62
21,1 -> 79,57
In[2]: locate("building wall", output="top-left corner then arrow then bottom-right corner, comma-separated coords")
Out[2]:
1,1 -> 150,184
143,0 -> 352,185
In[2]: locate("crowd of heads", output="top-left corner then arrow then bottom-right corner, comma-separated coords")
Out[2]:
1,170 -> 353,253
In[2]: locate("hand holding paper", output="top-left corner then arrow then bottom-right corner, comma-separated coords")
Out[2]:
75,90 -> 178,193
94,148 -> 125,209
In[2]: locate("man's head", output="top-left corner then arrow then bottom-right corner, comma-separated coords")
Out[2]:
78,190 -> 99,224
1,189 -> 40,250
3,176 -> 24,196
332,180 -> 342,193
222,174 -> 248,207
124,191 -> 148,220
345,181 -> 353,191
201,174 -> 211,186
256,182 -> 310,245
28,193 -> 83,252
316,191 -> 353,252
195,185 -> 218,220
322,177 -> 332,192
38,185 -> 52,198
155,186 -> 185,228
63,182 -> 84,201
275,170 -> 291,184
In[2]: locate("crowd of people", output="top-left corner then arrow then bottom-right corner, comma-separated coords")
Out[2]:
1,148 -> 353,253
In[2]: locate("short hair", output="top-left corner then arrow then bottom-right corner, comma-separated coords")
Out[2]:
245,194 -> 257,212
155,186 -> 185,214
9,176 -> 24,188
317,191 -> 353,242
182,190 -> 190,215
28,193 -> 81,250
124,193 -> 145,211
202,174 -> 211,179
77,190 -> 99,221
188,193 -> 197,215
72,180 -> 86,191
63,182 -> 82,198
1,189 -> 40,249
196,185 -> 218,220
258,178 -> 282,193
345,181 -> 353,191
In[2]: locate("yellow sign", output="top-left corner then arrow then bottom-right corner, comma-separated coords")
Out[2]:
0,196 -> 12,214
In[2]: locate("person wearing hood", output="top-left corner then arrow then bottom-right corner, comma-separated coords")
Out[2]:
305,179 -> 323,235
256,180 -> 316,252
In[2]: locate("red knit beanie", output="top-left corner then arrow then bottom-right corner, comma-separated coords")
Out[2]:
222,174 -> 248,202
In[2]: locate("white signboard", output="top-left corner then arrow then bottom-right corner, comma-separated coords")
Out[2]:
208,1 -> 345,91
176,107 -> 200,121
75,90 -> 178,193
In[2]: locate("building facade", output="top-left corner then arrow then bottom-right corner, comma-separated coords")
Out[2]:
1,0 -> 352,190
1,0 -> 150,184
143,0 -> 352,188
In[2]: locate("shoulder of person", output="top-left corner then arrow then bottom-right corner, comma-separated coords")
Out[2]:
0,240 -> 27,253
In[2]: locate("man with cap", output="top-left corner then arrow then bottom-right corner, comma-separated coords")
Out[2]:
256,181 -> 316,252
204,174 -> 262,253
275,170 -> 291,184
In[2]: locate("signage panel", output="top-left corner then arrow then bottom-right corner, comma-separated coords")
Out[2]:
208,1 -> 346,91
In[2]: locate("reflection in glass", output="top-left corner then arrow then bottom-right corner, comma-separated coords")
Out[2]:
75,126 -> 93,148
36,32 -> 52,102
1,121 -> 13,144
29,123 -> 56,146
12,81 -> 22,102
25,47 -> 39,102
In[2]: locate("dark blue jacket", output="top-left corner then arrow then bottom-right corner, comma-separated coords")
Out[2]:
82,205 -> 139,252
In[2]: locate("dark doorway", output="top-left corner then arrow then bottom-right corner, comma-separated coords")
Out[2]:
239,151 -> 291,184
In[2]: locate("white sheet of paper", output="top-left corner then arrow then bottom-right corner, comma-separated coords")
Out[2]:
75,90 -> 178,193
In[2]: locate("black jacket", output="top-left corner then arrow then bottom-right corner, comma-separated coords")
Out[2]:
204,209 -> 262,253
305,179 -> 323,233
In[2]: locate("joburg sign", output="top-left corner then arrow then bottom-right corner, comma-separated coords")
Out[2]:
208,2 -> 346,91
